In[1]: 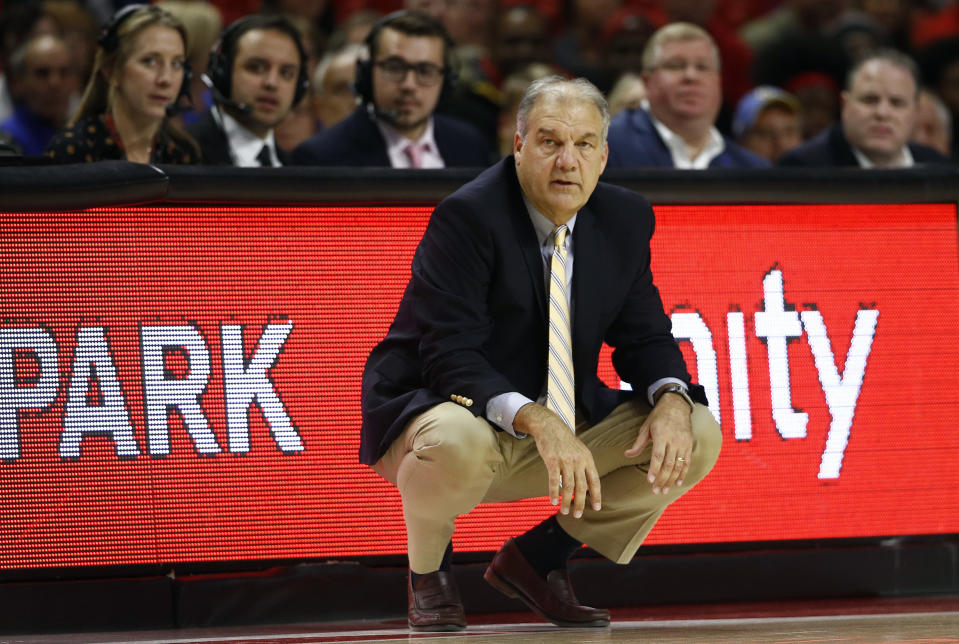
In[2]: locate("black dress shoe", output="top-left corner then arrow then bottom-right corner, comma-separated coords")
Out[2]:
484,538 -> 610,627
408,570 -> 467,631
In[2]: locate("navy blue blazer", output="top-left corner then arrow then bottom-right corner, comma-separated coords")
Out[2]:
292,107 -> 490,167
187,111 -> 293,166
605,107 -> 770,169
359,156 -> 703,465
777,123 -> 951,167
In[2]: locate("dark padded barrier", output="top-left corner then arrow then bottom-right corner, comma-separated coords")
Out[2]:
3,162 -> 959,210
0,575 -> 174,634
0,161 -> 168,211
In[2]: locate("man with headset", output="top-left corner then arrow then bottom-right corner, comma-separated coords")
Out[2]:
188,14 -> 307,167
293,10 -> 489,167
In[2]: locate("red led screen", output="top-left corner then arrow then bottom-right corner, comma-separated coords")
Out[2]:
1,203 -> 957,570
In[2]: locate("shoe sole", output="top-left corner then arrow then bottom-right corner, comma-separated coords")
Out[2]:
409,621 -> 466,632
483,567 -> 610,628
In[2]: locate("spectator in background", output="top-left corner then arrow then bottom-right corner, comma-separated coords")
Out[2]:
0,4 -> 61,124
912,87 -> 952,158
732,85 -> 803,163
156,0 -> 223,127
188,15 -> 308,166
607,72 -> 647,117
779,49 -> 950,167
0,34 -> 77,155
42,0 -> 99,90
45,5 -> 198,164
495,61 -> 553,157
601,10 -> 660,89
293,10 -> 489,167
310,43 -> 364,130
482,4 -> 552,88
606,22 -> 768,169
325,9 -> 381,52
784,71 -> 840,140
918,37 -> 959,158
553,0 -> 623,92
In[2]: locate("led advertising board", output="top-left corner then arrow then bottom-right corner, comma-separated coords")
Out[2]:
1,204 -> 957,569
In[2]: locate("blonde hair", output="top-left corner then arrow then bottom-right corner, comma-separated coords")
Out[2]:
156,0 -> 222,66
641,22 -> 720,73
69,6 -> 189,125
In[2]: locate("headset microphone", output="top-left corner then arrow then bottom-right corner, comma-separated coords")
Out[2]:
202,72 -> 254,116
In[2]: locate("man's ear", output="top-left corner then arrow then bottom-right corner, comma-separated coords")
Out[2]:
600,140 -> 609,173
513,131 -> 523,159
840,90 -> 848,110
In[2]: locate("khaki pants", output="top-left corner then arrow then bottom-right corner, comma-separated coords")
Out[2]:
374,399 -> 722,573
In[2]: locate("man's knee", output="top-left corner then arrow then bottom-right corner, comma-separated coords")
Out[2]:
688,404 -> 722,482
407,402 -> 501,486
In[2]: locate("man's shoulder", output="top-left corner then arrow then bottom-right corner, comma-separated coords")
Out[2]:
908,141 -> 952,164
717,138 -> 772,168
777,124 -> 848,167
609,108 -> 656,138
186,111 -> 231,165
293,108 -> 384,165
432,113 -> 490,166
606,109 -> 671,168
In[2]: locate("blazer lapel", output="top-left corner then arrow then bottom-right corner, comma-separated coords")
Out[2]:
508,180 -> 548,324
571,205 -> 604,375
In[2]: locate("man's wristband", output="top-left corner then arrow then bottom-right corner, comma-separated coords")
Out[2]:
655,384 -> 694,413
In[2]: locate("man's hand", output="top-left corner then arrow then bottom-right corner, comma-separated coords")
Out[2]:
625,394 -> 693,495
514,403 -> 602,518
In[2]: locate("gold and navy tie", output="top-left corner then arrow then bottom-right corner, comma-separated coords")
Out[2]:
546,225 -> 575,432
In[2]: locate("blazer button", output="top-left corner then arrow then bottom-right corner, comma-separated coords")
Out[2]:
464,398 -> 473,407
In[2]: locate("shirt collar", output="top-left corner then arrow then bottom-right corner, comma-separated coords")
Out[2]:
521,193 -> 577,247
646,106 -> 725,169
850,143 -> 914,168
216,106 -> 278,167
375,113 -> 439,166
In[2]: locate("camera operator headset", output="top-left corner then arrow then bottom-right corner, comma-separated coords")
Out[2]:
201,14 -> 309,165
353,10 -> 457,126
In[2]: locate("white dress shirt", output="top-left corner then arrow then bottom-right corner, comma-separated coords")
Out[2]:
851,144 -> 914,168
213,106 -> 281,167
646,104 -> 725,169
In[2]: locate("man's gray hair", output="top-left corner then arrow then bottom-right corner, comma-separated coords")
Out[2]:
516,76 -> 610,143
846,48 -> 921,97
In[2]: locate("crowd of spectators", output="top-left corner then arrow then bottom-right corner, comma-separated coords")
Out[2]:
1,0 -> 958,169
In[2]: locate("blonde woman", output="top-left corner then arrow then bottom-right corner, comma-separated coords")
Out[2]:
46,4 -> 198,164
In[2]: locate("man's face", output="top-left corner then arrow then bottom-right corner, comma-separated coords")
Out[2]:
229,28 -> 302,137
841,59 -> 918,163
20,35 -> 76,125
312,51 -> 357,128
742,105 -> 802,162
912,91 -> 951,157
370,27 -> 445,135
492,8 -> 548,78
514,95 -> 608,225
643,37 -> 721,127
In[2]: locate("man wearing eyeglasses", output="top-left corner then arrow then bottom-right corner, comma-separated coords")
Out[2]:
293,11 -> 489,168
605,22 -> 768,169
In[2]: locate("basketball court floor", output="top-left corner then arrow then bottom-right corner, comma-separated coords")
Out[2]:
5,596 -> 958,644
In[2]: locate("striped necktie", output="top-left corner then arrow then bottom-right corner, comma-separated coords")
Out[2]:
546,225 -> 575,432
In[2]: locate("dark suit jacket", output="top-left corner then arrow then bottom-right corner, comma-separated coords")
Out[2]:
187,111 -> 292,166
292,107 -> 490,167
359,157 -> 704,465
605,107 -> 770,169
778,123 -> 951,167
